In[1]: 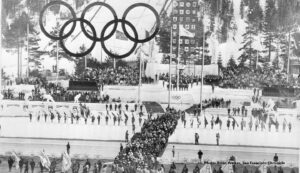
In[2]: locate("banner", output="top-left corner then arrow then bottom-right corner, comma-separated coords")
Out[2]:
200,164 -> 212,173
221,163 -> 234,173
12,151 -> 20,169
116,30 -> 128,41
61,151 -> 72,172
179,25 -> 195,38
39,151 -> 51,170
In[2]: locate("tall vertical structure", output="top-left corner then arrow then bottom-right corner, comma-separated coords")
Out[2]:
171,0 -> 199,65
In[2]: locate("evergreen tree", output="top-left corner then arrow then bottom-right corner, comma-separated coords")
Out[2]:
240,0 -> 245,19
75,45 -> 89,76
157,12 -> 171,54
262,0 -> 278,62
227,55 -> 237,71
239,23 -> 258,68
217,53 -> 223,69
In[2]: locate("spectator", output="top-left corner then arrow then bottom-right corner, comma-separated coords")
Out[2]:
198,150 -> 203,163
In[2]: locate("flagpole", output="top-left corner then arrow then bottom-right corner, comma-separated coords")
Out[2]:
0,0 -> 2,91
200,7 -> 205,116
27,23 -> 30,78
177,26 -> 180,91
168,0 -> 174,108
56,41 -> 59,84
138,45 -> 142,105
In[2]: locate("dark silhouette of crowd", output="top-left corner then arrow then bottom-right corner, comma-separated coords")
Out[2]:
114,108 -> 179,171
71,66 -> 154,86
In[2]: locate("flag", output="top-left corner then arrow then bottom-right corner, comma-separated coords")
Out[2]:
221,164 -> 234,173
179,25 -> 195,38
116,30 -> 128,41
259,164 -> 268,173
12,151 -> 20,169
39,151 -> 51,170
200,164 -> 212,173
61,152 -> 72,172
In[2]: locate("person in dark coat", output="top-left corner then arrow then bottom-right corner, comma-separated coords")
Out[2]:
217,167 -> 223,173
39,162 -> 44,173
24,160 -> 29,173
8,156 -> 14,172
198,150 -> 203,163
182,164 -> 188,173
242,166 -> 248,173
125,104 -> 129,111
193,165 -> 200,173
66,142 -> 70,154
30,159 -> 35,173
19,158 -> 24,173
134,104 -> 138,111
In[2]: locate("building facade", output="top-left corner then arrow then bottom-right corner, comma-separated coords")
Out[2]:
171,0 -> 200,64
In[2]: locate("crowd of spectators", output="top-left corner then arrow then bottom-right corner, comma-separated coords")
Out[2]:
159,73 -> 202,91
220,67 -> 300,89
114,108 -> 179,171
71,66 -> 154,86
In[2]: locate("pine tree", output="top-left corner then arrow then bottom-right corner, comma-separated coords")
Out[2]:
239,23 -> 258,68
217,53 -> 223,69
75,45 -> 89,76
227,55 -> 237,71
157,12 -> 171,54
262,0 -> 278,62
240,0 -> 245,19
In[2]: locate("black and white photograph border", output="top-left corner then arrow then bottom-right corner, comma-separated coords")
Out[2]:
0,0 -> 299,173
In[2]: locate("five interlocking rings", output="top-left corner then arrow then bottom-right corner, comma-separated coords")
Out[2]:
39,1 -> 160,59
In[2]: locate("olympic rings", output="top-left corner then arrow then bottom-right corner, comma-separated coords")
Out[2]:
80,2 -> 118,42
39,1 -> 76,41
101,19 -> 138,59
39,1 -> 160,59
122,3 -> 160,43
59,18 -> 97,58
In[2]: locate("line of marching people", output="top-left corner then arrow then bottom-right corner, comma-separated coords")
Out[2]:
27,103 -> 147,128
179,112 -> 293,133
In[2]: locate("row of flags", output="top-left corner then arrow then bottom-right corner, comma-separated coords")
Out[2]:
12,151 -> 72,172
11,151 -> 271,173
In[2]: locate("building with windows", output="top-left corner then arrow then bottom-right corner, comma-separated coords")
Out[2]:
171,0 -> 200,64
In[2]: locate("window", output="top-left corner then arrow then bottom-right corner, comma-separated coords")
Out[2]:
180,17 -> 183,22
172,47 -> 176,51
186,10 -> 190,14
192,10 -> 196,14
193,2 -> 197,7
173,39 -> 177,44
174,10 -> 178,14
173,32 -> 177,36
191,25 -> 196,30
185,24 -> 190,29
173,1 -> 178,7
192,18 -> 196,22
186,17 -> 190,22
180,10 -> 184,14
173,17 -> 177,22
191,47 -> 195,52
186,2 -> 191,7
191,39 -> 195,44
180,2 -> 184,7
185,39 -> 190,44
173,24 -> 177,29
180,39 -> 183,44
185,47 -> 189,51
